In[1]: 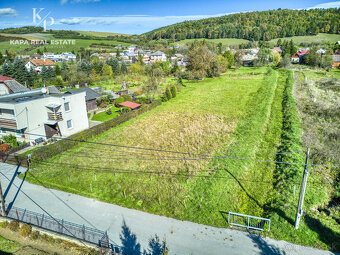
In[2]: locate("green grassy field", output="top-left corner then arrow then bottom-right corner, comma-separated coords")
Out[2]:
25,66 -> 339,251
175,38 -> 249,46
0,235 -> 19,253
0,37 -> 129,55
0,41 -> 30,52
29,39 -> 130,54
269,33 -> 340,45
76,30 -> 130,37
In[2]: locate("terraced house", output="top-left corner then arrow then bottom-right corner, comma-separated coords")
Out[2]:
0,76 -> 89,143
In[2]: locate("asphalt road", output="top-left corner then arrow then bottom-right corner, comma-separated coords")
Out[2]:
0,162 -> 337,255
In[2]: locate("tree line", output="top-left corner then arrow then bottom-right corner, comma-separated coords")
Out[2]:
144,8 -> 340,41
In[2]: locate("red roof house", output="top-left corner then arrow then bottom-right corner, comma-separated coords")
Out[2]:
118,101 -> 142,110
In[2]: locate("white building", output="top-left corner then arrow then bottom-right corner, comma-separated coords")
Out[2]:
25,59 -> 56,73
0,80 -> 89,143
127,45 -> 136,53
42,52 -> 76,62
150,51 -> 167,63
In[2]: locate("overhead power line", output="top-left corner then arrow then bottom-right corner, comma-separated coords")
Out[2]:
36,161 -> 334,186
24,132 -> 340,168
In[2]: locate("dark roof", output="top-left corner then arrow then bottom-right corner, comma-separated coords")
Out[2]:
3,79 -> 30,93
70,87 -> 101,101
118,101 -> 142,109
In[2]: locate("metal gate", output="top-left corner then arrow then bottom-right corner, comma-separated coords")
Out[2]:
228,212 -> 271,232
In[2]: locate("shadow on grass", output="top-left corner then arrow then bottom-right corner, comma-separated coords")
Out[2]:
223,167 -> 263,209
248,232 -> 286,255
268,206 -> 295,226
114,220 -> 168,255
0,250 -> 12,255
304,214 -> 340,252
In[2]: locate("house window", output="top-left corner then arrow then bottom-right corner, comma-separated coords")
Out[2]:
67,119 -> 73,129
64,102 -> 70,112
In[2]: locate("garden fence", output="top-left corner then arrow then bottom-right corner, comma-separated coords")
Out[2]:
1,205 -> 109,246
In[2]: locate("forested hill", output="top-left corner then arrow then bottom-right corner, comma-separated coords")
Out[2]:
143,8 -> 340,41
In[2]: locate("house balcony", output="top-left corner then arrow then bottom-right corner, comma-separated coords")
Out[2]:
0,117 -> 17,129
47,112 -> 63,121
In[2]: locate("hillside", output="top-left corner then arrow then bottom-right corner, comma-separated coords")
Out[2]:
144,8 -> 340,41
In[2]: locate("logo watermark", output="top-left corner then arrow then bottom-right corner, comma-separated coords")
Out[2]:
10,39 -> 75,45
33,8 -> 54,32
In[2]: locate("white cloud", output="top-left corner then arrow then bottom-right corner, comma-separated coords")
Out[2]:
58,13 -> 228,26
309,1 -> 340,9
0,8 -> 17,16
61,0 -> 100,4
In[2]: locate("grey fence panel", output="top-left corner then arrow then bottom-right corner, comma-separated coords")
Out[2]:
3,205 -> 108,246
228,212 -> 270,232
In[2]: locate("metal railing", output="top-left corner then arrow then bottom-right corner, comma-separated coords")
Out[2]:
48,112 -> 63,121
2,205 -> 108,246
228,212 -> 271,232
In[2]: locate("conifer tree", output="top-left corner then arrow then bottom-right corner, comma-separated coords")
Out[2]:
121,62 -> 128,74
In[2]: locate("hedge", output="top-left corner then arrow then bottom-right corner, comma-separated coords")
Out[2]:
30,100 -> 162,163
274,70 -> 304,202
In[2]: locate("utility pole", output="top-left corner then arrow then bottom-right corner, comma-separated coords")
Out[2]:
295,148 -> 310,229
0,181 -> 6,216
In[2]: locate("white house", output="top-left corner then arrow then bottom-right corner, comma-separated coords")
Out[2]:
150,51 -> 167,63
128,45 -> 136,53
42,52 -> 76,62
25,59 -> 56,73
0,80 -> 89,143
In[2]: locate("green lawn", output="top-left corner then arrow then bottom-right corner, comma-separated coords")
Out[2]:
269,33 -> 340,45
92,107 -> 120,122
175,38 -> 249,46
0,235 -> 19,253
0,41 -> 31,53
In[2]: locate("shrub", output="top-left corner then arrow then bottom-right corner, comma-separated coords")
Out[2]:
19,224 -> 32,237
171,85 -> 177,98
2,135 -> 18,147
41,233 -> 55,244
30,230 -> 40,240
115,97 -> 125,106
0,221 -> 9,228
165,87 -> 172,101
121,94 -> 132,102
120,106 -> 131,114
0,143 -> 11,152
136,97 -> 151,104
7,221 -> 19,232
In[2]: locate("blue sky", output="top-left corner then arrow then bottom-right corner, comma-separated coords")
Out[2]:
0,0 -> 339,34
